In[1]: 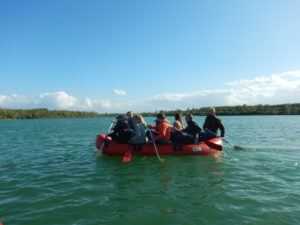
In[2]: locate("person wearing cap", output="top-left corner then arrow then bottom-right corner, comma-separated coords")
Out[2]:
108,115 -> 134,143
147,113 -> 171,144
199,107 -> 225,141
173,114 -> 201,144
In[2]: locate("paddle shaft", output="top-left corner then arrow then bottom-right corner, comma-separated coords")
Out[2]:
149,129 -> 164,163
222,138 -> 235,147
206,130 -> 244,150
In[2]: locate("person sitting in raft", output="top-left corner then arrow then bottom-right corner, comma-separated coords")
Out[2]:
150,118 -> 160,136
173,113 -> 185,131
170,113 -> 184,142
126,111 -> 135,131
128,114 -> 147,144
199,107 -> 225,141
108,115 -> 134,144
147,113 -> 171,144
173,114 -> 201,145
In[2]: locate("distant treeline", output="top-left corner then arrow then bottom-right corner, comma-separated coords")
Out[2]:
0,108 -> 104,120
1,103 -> 300,120
153,103 -> 300,116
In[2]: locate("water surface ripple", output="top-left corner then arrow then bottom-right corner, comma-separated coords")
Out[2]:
1,116 -> 300,225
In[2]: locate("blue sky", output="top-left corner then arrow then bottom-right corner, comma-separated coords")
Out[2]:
1,0 -> 300,113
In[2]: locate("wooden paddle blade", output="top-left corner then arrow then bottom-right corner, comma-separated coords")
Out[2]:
123,151 -> 132,162
204,140 -> 223,151
156,156 -> 165,164
95,149 -> 103,158
234,145 -> 244,150
95,142 -> 105,158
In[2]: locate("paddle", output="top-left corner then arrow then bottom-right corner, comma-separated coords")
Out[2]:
203,140 -> 223,151
149,129 -> 165,163
122,150 -> 132,162
95,122 -> 114,158
206,130 -> 244,150
222,138 -> 244,150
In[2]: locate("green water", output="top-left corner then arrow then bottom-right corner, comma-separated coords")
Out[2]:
1,116 -> 300,225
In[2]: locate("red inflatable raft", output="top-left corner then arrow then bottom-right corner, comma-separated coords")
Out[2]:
95,134 -> 223,156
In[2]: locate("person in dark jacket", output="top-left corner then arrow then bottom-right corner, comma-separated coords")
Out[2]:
199,107 -> 225,141
172,114 -> 201,144
108,115 -> 134,143
126,111 -> 135,130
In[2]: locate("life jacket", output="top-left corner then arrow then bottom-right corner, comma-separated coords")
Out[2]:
154,120 -> 171,141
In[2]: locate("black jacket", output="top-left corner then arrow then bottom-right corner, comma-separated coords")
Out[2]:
110,120 -> 134,143
183,121 -> 201,139
127,117 -> 135,130
203,115 -> 225,137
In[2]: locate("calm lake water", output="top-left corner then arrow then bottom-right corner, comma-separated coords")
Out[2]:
1,116 -> 300,225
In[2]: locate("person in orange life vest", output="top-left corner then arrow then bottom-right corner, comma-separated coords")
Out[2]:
150,119 -> 160,135
147,113 -> 171,144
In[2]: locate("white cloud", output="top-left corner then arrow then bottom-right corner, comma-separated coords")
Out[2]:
37,91 -> 78,108
1,71 -> 300,113
83,98 -> 93,108
0,94 -> 29,107
227,71 -> 300,89
0,91 -> 114,112
146,71 -> 300,110
90,99 -> 111,109
113,89 -> 128,96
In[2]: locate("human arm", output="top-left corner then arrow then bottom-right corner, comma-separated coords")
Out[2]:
148,124 -> 157,129
219,121 -> 225,137
203,117 -> 209,131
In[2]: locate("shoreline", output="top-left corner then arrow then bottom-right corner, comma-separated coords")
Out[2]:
1,103 -> 300,120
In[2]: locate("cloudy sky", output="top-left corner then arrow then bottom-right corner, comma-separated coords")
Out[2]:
1,0 -> 300,113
